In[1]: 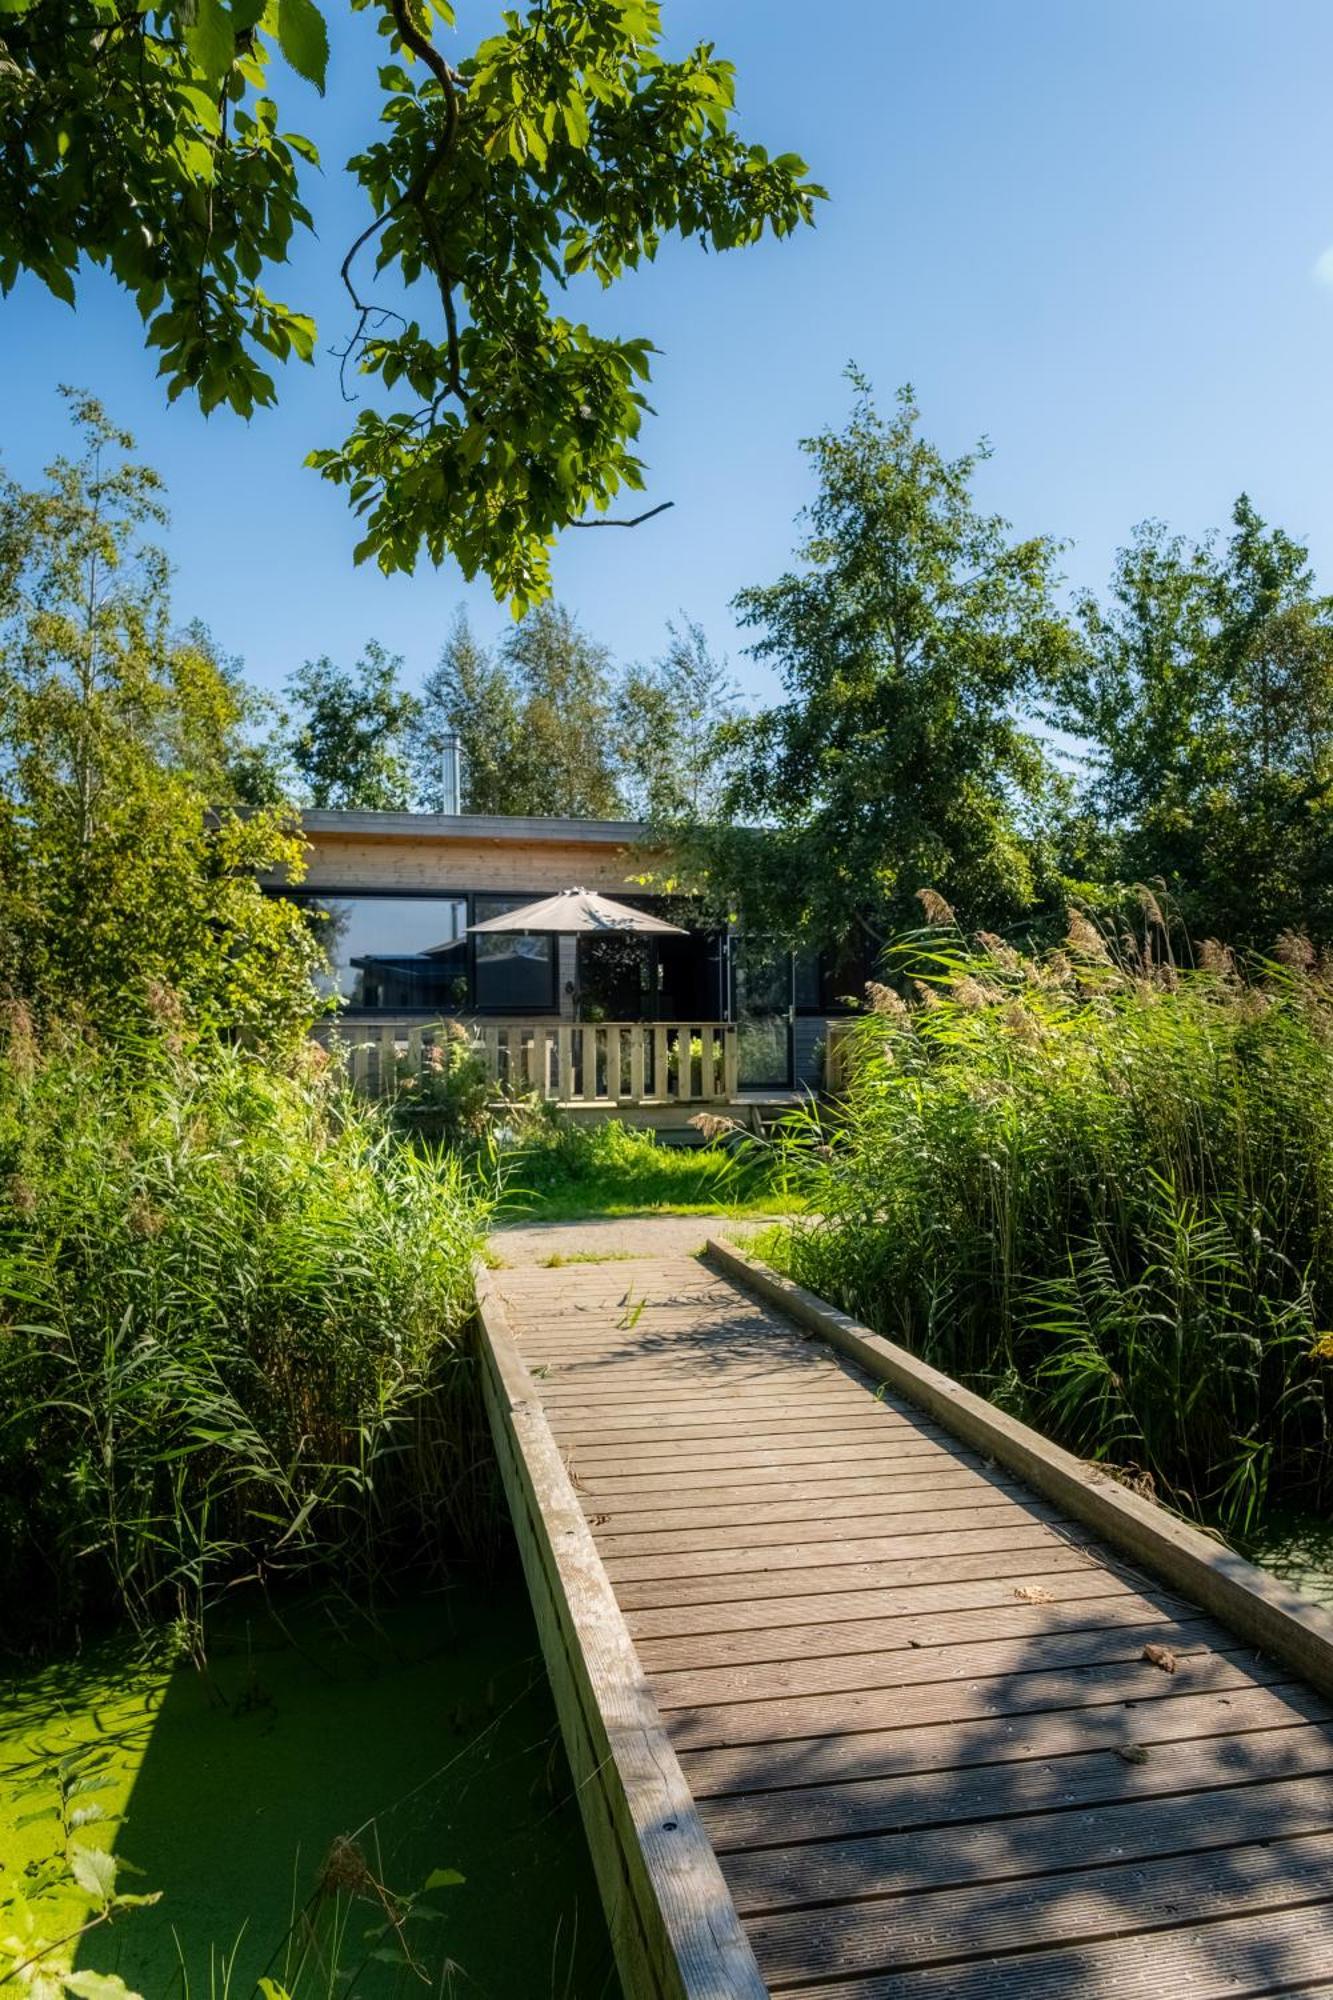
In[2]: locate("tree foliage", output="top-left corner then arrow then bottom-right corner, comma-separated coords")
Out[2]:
411,608 -> 522,814
0,0 -> 822,607
617,617 -> 740,821
0,394 -> 321,1047
285,640 -> 419,809
503,600 -> 623,816
1054,497 -> 1333,947
410,601 -> 623,816
681,378 -> 1080,944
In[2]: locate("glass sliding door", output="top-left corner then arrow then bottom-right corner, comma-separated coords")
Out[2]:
732,939 -> 794,1088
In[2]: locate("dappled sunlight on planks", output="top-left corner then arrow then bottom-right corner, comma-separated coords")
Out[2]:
483,1246 -> 1333,1998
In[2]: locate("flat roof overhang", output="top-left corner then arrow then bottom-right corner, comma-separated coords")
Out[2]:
298,809 -> 653,847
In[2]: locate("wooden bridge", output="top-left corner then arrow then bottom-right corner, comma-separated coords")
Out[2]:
477,1230 -> 1333,1999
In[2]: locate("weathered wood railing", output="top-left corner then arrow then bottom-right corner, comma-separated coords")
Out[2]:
321,1017 -> 738,1107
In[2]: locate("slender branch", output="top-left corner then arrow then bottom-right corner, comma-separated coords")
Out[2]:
339,0 -> 466,398
567,501 -> 675,529
386,0 -> 464,396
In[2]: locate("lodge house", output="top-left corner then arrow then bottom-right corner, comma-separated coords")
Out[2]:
270,810 -> 862,1110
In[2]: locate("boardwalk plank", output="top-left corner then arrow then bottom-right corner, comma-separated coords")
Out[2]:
647,1614 -> 1223,1711
623,1558 -> 1130,1634
634,1588 -> 1190,1673
555,1416 -> 944,1453
792,1907 -> 1333,1998
728,1780 -> 1333,1924
609,1530 -> 1100,1601
599,1518 -> 1086,1582
484,1235 -> 1333,1999
662,1646 -> 1288,1754
702,1720 -> 1333,1855
570,1439 -> 957,1483
538,1388 -> 880,1417
579,1464 -> 1001,1515
594,1493 -> 1048,1556
744,1829 -> 1333,1980
679,1679 -> 1333,1798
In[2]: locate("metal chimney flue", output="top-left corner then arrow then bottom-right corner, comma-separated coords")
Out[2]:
439,730 -> 462,815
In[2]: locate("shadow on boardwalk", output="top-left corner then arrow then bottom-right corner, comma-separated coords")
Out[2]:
498,1246 -> 1333,1997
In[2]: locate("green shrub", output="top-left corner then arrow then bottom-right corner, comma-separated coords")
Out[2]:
0,1008 -> 488,1651
390,1021 -> 494,1147
783,925 -> 1333,1530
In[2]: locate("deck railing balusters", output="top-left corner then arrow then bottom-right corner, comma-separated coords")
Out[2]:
317,1017 -> 738,1108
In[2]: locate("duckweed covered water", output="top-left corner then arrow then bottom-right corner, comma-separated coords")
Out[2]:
1,1581 -> 621,1999
1241,1507 -> 1333,1612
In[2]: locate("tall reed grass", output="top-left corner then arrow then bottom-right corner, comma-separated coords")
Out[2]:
784,922 -> 1333,1530
0,1007 -> 488,1652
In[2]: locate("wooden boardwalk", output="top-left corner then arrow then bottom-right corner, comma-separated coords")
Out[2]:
478,1237 -> 1333,1999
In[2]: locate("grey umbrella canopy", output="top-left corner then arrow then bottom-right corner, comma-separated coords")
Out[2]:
465,888 -> 686,938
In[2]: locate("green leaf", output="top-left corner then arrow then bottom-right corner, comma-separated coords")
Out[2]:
183,0 -> 236,87
275,0 -> 328,90
423,1867 -> 465,1889
40,262 -> 76,307
286,312 -> 318,362
68,1843 -> 118,1904
62,1973 -> 145,1999
561,95 -> 590,148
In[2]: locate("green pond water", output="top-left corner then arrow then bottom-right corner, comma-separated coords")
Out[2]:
1238,1506 -> 1333,1610
8,1516 -> 1332,2000
0,1581 -> 622,2000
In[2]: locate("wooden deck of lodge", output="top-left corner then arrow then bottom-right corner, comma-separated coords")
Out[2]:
476,1236 -> 1333,2000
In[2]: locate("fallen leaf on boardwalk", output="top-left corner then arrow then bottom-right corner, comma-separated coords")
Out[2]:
1014,1584 -> 1055,1604
1116,1744 -> 1151,1765
1142,1643 -> 1178,1674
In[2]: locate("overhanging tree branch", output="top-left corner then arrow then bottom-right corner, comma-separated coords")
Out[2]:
568,501 -> 674,529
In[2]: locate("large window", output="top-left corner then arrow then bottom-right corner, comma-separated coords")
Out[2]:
794,939 -> 874,1014
303,895 -> 468,1010
472,896 -> 557,1012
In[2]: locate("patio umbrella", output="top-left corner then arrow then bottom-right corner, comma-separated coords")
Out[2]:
465,888 -> 686,937
465,887 -> 687,1019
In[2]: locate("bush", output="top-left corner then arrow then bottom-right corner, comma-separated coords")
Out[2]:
0,1008 -> 488,1651
391,1021 -> 494,1147
783,925 -> 1333,1530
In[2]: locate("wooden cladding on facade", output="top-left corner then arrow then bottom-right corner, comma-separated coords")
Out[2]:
293,830 -> 656,898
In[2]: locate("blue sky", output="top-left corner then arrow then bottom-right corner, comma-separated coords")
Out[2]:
5,0 -> 1333,706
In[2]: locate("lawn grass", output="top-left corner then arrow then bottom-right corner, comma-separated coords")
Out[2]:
493,1118 -> 804,1223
